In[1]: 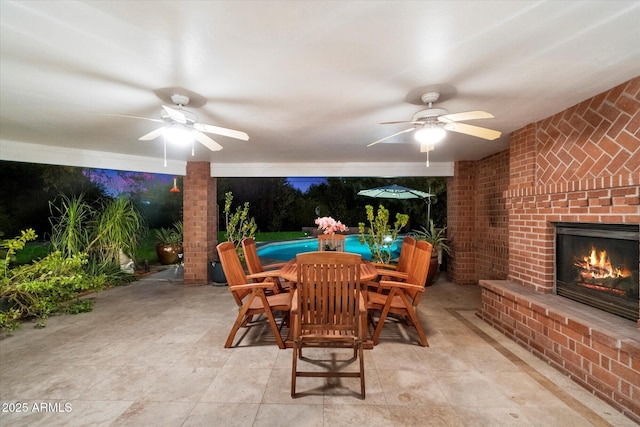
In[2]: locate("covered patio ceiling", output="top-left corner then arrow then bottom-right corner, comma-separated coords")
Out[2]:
1,1 -> 639,177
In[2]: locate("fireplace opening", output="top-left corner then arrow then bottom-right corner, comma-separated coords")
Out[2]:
555,223 -> 639,322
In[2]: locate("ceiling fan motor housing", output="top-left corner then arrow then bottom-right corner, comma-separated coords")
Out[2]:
412,108 -> 448,122
171,93 -> 190,106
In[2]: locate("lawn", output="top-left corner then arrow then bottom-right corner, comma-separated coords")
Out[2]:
12,231 -> 308,266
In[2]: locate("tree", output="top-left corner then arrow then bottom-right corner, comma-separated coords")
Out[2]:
0,161 -> 104,237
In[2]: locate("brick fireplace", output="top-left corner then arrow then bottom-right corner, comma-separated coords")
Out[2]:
447,77 -> 640,422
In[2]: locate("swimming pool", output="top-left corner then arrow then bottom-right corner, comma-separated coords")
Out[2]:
256,235 -> 402,261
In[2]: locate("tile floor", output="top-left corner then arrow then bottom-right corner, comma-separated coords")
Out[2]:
0,268 -> 636,426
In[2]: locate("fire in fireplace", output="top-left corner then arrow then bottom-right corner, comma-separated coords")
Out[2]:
555,223 -> 639,321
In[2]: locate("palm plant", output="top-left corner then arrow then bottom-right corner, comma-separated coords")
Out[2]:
154,220 -> 183,245
50,193 -> 145,267
412,219 -> 450,261
49,193 -> 93,258
89,197 -> 146,265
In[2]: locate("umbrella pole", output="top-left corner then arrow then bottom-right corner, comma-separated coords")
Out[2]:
426,187 -> 432,226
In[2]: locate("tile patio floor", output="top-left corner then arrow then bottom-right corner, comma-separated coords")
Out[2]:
0,268 -> 635,426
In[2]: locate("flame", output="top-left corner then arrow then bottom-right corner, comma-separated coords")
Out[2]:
574,246 -> 628,280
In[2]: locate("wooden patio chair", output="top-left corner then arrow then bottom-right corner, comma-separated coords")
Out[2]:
291,251 -> 366,399
368,235 -> 417,292
216,241 -> 291,349
317,233 -> 346,251
367,240 -> 433,347
241,237 -> 288,294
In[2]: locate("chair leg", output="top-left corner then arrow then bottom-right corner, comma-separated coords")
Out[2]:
359,341 -> 365,399
404,304 -> 429,347
225,311 -> 249,348
257,291 -> 286,349
224,293 -> 258,348
372,289 -> 398,345
291,340 -> 298,398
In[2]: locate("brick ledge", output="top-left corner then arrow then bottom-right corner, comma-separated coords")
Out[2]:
479,280 -> 640,346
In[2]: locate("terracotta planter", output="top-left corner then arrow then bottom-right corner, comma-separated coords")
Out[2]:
155,243 -> 183,265
425,254 -> 439,287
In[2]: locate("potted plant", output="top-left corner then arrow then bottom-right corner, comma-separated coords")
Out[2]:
222,191 -> 258,262
412,219 -> 450,286
154,220 -> 183,265
358,204 -> 409,264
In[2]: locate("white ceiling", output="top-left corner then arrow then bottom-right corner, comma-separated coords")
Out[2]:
1,1 -> 639,177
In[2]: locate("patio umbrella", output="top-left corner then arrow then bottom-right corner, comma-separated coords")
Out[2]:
357,184 -> 434,224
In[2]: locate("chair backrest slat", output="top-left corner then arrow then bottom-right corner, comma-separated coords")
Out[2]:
406,240 -> 433,303
396,236 -> 417,273
241,238 -> 264,275
296,251 -> 361,332
217,241 -> 251,303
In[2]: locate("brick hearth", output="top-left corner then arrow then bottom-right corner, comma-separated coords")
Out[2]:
447,77 -> 640,422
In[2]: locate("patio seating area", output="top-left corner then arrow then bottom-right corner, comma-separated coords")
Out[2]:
0,268 -> 635,426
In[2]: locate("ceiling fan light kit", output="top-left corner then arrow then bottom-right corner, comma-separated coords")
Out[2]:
414,126 -> 446,144
104,91 -> 249,166
367,90 -> 502,154
163,124 -> 194,145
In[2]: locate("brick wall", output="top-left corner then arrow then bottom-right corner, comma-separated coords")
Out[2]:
446,153 -> 510,284
470,77 -> 640,422
446,161 -> 477,285
183,162 -> 217,285
507,78 -> 640,293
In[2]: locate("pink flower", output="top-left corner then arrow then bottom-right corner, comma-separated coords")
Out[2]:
315,216 -> 348,234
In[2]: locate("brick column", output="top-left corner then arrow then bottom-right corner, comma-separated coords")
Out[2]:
446,161 -> 477,285
183,161 -> 217,285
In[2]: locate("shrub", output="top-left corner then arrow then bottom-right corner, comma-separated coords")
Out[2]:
223,192 -> 257,260
358,204 -> 409,264
1,230 -> 107,333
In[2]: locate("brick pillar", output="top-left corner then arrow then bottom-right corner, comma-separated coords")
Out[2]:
446,161 -> 477,285
183,161 -> 217,285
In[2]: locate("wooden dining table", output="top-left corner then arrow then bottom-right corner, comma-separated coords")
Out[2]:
279,257 -> 379,283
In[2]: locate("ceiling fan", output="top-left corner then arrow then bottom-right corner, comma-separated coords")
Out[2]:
367,91 -> 501,150
104,93 -> 249,154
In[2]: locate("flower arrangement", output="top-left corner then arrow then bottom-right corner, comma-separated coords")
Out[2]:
315,216 -> 348,235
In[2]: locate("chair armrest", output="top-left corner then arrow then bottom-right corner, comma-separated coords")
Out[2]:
228,282 -> 278,292
246,270 -> 281,281
370,262 -> 398,270
358,293 -> 366,314
290,289 -> 299,314
376,269 -> 408,281
378,280 -> 424,293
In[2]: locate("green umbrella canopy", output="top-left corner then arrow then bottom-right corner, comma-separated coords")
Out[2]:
357,184 -> 433,200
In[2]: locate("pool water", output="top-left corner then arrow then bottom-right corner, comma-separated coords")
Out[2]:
256,235 -> 402,261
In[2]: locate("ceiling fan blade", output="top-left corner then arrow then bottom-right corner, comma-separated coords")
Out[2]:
438,110 -> 494,123
193,131 -> 223,151
162,105 -> 187,124
194,123 -> 249,141
96,113 -> 164,123
138,127 -> 166,141
367,127 -> 414,147
444,122 -> 502,140
380,120 -> 423,125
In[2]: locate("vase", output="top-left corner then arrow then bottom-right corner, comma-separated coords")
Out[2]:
155,243 -> 183,265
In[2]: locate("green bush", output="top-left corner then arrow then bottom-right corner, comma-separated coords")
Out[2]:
1,230 -> 107,332
358,204 -> 409,264
223,191 -> 257,261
